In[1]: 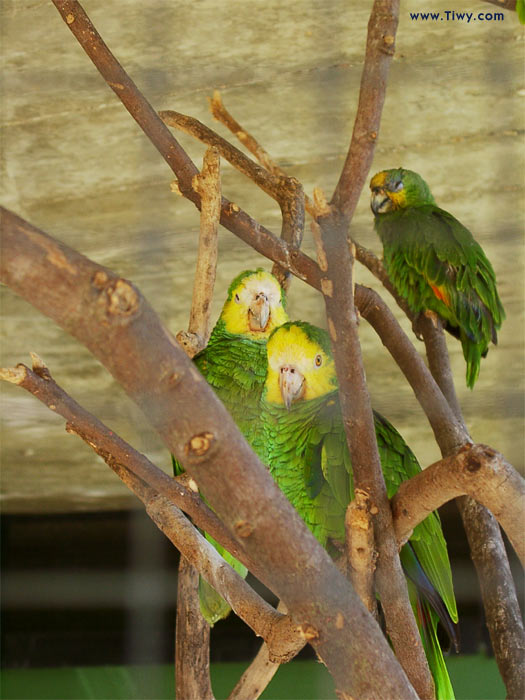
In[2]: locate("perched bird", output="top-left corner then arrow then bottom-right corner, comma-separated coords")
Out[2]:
256,321 -> 458,699
370,168 -> 505,388
174,269 -> 288,624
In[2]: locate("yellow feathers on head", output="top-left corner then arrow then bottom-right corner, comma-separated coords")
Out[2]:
265,322 -> 337,406
220,269 -> 289,339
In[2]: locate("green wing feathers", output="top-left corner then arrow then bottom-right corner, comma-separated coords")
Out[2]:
376,206 -> 504,388
198,533 -> 248,626
259,391 -> 458,697
172,327 -> 267,625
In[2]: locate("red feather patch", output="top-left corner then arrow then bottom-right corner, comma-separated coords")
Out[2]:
430,284 -> 450,307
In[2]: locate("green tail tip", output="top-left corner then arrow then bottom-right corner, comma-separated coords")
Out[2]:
517,0 -> 525,25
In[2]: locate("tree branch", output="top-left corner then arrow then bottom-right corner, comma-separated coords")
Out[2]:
208,91 -> 295,182
421,316 -> 525,700
175,556 -> 214,700
173,148 -> 221,697
0,358 -> 288,646
159,110 -> 305,292
458,496 -> 525,700
391,444 -> 525,565
50,0 -> 320,292
176,147 -> 221,357
0,355 -> 254,567
227,601 -> 302,700
313,212 -> 434,700
330,0 -> 400,222
345,490 -> 378,617
1,207 -> 418,699
483,0 -> 516,11
354,286 -> 467,450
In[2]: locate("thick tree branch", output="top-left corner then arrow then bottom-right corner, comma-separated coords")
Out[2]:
458,496 -> 525,700
0,355 -> 252,571
313,213 -> 434,700
175,557 -> 214,700
345,490 -> 378,617
1,208 -> 418,699
330,0 -> 400,222
0,359 -> 287,644
421,323 -> 525,699
392,444 -> 525,565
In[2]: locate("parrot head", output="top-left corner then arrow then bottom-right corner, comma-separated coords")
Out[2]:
220,269 -> 288,339
370,168 -> 435,214
265,322 -> 338,409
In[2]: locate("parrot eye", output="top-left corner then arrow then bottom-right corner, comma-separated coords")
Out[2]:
391,180 -> 404,192
234,293 -> 241,303
314,354 -> 323,367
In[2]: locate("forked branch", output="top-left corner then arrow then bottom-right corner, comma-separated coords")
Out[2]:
160,110 -> 305,291
1,207 -> 418,699
0,358 -> 298,654
392,444 -> 525,566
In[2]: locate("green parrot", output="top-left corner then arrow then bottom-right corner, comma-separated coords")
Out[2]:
256,321 -> 459,700
173,269 -> 289,625
370,168 -> 505,388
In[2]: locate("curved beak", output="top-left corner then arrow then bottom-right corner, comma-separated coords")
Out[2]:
248,292 -> 270,332
279,365 -> 305,410
370,188 -> 392,215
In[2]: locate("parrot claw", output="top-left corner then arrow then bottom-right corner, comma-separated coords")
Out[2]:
424,309 -> 440,328
412,310 -> 440,340
412,313 -> 425,341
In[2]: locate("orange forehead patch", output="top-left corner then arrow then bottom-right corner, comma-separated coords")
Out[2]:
370,171 -> 388,189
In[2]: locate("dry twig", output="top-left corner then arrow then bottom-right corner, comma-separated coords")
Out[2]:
176,147 -> 221,357
209,91 -> 292,181
227,601 -> 303,700
160,110 -> 305,292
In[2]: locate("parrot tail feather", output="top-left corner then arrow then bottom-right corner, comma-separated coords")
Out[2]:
401,544 -> 460,653
414,594 -> 457,700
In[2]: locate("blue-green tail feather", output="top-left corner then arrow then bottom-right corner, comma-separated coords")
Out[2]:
402,545 -> 458,700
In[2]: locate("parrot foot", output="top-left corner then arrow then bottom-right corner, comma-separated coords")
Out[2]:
412,310 -> 440,340
423,309 -> 440,328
